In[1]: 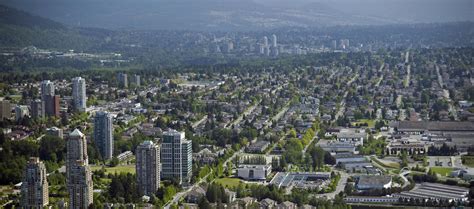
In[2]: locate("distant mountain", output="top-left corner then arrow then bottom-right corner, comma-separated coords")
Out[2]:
0,4 -> 107,50
5,0 -> 471,31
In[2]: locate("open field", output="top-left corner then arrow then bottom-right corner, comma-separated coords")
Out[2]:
351,119 -> 375,127
214,177 -> 242,188
429,167 -> 453,177
90,165 -> 135,174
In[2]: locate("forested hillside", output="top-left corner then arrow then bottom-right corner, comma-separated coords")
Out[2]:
0,4 -> 105,50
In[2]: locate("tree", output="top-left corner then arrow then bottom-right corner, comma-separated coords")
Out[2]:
110,156 -> 120,167
198,197 -> 211,209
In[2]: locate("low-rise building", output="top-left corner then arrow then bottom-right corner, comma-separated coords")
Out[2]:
237,165 -> 271,181
393,182 -> 469,203
356,175 -> 392,190
337,131 -> 366,146
344,196 -> 398,203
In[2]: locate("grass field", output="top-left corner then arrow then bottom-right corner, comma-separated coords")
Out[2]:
90,165 -> 135,174
214,177 -> 242,188
351,119 -> 375,127
370,156 -> 400,169
430,167 -> 453,176
462,155 -> 474,167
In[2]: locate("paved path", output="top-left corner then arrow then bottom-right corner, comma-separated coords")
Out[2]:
164,169 -> 212,209
191,115 -> 207,129
314,171 -> 348,199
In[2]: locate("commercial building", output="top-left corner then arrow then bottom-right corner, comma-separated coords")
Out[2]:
40,80 -> 54,100
15,105 -> 29,121
67,129 -> 93,208
46,127 -> 64,139
44,95 -> 60,117
21,157 -> 49,208
334,153 -> 366,164
161,130 -> 192,184
393,182 -> 469,203
72,77 -> 87,112
94,111 -> 114,160
117,73 -> 128,88
31,99 -> 45,119
356,175 -> 392,190
393,121 -> 474,151
0,100 -> 11,120
336,131 -> 366,146
237,165 -> 272,181
386,139 -> 429,155
320,142 -> 356,153
344,196 -> 398,203
136,141 -> 161,196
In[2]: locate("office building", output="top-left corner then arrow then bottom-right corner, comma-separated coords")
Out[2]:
161,130 -> 192,184
44,95 -> 60,117
0,100 -> 11,120
136,141 -> 161,196
72,77 -> 87,112
21,157 -> 49,208
356,175 -> 392,190
263,36 -> 268,47
67,129 -> 92,208
93,111 -> 114,160
41,80 -> 54,100
46,127 -> 64,139
237,165 -> 272,181
131,74 -> 141,87
332,40 -> 337,50
31,99 -> 45,119
271,34 -> 277,48
15,105 -> 29,121
117,73 -> 128,88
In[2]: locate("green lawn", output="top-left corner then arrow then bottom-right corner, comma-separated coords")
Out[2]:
90,165 -> 135,174
214,177 -> 242,189
351,119 -> 375,127
462,155 -> 474,167
430,167 -> 453,176
370,156 -> 400,169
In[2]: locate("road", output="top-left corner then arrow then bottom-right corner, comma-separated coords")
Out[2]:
191,115 -> 207,129
225,99 -> 261,128
435,64 -> 458,120
405,51 -> 410,64
314,171 -> 349,199
164,169 -> 213,209
404,64 -> 411,88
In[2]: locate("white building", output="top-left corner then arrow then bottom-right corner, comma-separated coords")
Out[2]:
72,77 -> 87,112
161,130 -> 192,184
41,80 -> 55,100
237,165 -> 271,180
15,105 -> 29,121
